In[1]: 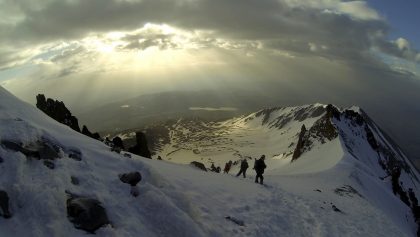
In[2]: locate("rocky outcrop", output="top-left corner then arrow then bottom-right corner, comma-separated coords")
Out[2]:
292,105 -> 338,161
292,125 -> 307,161
112,136 -> 124,150
128,132 -> 151,159
36,94 -> 101,140
1,140 -> 60,160
66,197 -> 110,233
190,161 -> 207,172
81,126 -> 101,140
0,190 -> 11,219
36,94 -> 81,132
119,172 -> 142,186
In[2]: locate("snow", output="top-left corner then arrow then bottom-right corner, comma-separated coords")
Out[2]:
0,86 -> 419,236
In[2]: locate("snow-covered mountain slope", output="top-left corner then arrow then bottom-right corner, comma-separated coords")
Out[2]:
1,86 -> 419,236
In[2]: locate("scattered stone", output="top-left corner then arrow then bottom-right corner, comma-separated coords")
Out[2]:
119,172 -> 142,186
1,140 -> 39,158
190,161 -> 207,172
123,153 -> 132,158
43,160 -> 55,169
332,205 -> 343,213
225,216 -> 245,226
1,140 -> 60,160
314,189 -> 322,192
71,176 -> 80,185
334,185 -> 363,198
0,190 -> 11,219
68,148 -> 82,161
67,197 -> 110,233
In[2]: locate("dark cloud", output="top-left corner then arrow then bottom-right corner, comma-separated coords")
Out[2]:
0,0 -> 416,65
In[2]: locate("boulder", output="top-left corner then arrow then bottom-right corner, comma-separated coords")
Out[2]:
0,190 -> 11,219
43,160 -> 55,169
190,161 -> 207,172
119,172 -> 142,186
67,148 -> 82,161
0,156 -> 3,163
128,132 -> 151,159
66,197 -> 109,233
71,176 -> 80,185
112,136 -> 124,150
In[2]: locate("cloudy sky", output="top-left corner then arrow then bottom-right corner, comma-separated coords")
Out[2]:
0,0 -> 420,161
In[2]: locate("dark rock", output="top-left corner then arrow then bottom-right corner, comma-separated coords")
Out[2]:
225,216 -> 245,226
310,115 -> 338,141
325,104 -> 341,120
128,132 -> 151,159
36,94 -> 81,132
1,140 -> 39,158
112,136 -> 124,150
36,141 -> 60,160
190,161 -> 207,172
81,125 -> 101,140
0,156 -> 3,163
292,125 -> 307,161
332,205 -> 343,213
0,190 -> 11,219
66,197 -> 109,233
365,125 -> 379,150
119,172 -> 142,186
43,160 -> 55,169
123,153 -> 132,158
68,148 -> 82,161
71,176 -> 80,185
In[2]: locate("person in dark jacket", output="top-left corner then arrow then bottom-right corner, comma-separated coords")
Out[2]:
254,155 -> 267,184
236,159 -> 249,178
224,160 -> 233,174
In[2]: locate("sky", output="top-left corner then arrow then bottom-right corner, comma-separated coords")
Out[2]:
0,0 -> 420,162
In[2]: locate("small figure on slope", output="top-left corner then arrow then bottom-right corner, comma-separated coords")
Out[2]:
254,155 -> 267,184
224,160 -> 233,174
236,159 -> 249,178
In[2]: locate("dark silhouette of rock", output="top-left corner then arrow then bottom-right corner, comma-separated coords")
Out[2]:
128,132 -> 151,158
112,136 -> 124,150
36,94 -> 81,132
66,197 -> 109,233
0,156 -> 3,163
67,148 -> 82,161
1,140 -> 60,160
292,124 -> 307,161
43,160 -> 55,169
0,190 -> 11,219
71,176 -> 80,185
81,125 -> 101,140
190,161 -> 207,172
119,172 -> 142,186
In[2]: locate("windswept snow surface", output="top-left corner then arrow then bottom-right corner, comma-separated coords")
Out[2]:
0,86 -> 419,236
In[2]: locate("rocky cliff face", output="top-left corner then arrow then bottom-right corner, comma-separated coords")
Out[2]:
36,94 -> 100,140
36,94 -> 81,132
